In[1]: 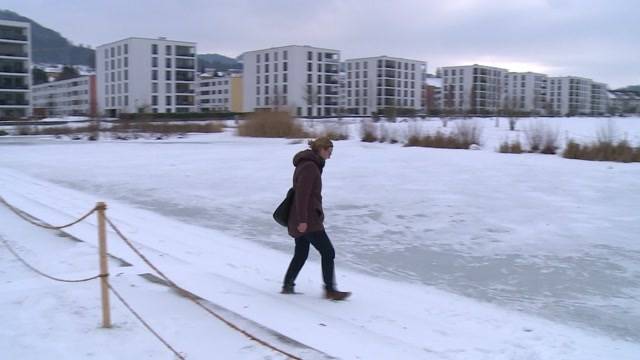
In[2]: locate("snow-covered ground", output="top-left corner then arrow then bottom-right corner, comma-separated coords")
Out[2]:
1,117 -> 639,359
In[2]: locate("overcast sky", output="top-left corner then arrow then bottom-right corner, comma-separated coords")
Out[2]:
3,0 -> 638,88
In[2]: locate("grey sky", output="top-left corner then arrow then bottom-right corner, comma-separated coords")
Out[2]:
3,0 -> 639,87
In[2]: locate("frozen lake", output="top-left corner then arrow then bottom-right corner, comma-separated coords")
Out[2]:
1,117 -> 639,342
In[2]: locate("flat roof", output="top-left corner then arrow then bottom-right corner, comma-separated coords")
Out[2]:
344,55 -> 426,64
97,37 -> 196,48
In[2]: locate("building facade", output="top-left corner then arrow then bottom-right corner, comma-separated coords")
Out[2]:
547,76 -> 592,116
96,37 -> 197,117
241,45 -> 340,116
197,72 -> 243,112
504,72 -> 549,114
0,20 -> 31,119
343,56 -> 426,115
31,75 -> 97,117
590,82 -> 608,115
440,64 -> 507,114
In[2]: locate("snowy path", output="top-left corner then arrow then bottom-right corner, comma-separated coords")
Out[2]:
1,168 -> 639,359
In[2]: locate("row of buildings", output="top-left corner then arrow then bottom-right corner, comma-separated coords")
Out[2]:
2,19 -> 638,120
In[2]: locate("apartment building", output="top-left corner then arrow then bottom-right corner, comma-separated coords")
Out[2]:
0,19 -> 31,119
343,56 -> 425,115
424,76 -> 442,114
440,64 -> 507,114
197,72 -> 243,112
31,75 -> 97,117
504,72 -> 549,114
97,37 -> 197,117
241,45 -> 340,116
547,76 -> 592,116
590,81 -> 608,115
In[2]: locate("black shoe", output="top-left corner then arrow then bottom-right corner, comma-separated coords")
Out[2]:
281,285 -> 295,294
325,289 -> 351,301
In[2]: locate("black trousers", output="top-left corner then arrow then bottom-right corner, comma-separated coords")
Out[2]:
283,230 -> 336,291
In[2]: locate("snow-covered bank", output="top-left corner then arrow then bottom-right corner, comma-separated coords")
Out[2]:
1,171 -> 639,359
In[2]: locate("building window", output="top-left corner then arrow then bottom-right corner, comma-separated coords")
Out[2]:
124,70 -> 128,80
124,57 -> 128,67
283,50 -> 288,60
166,58 -> 172,68
307,63 -> 312,72
152,70 -> 158,80
307,51 -> 312,61
152,82 -> 158,93
283,73 -> 288,82
166,96 -> 172,106
166,83 -> 171,92
274,52 -> 278,61
152,44 -> 158,55
152,95 -> 158,106
265,64 -> 269,72
110,47 -> 115,57
283,62 -> 288,71
166,70 -> 172,81
265,53 -> 269,62
124,44 -> 128,55
317,52 -> 322,61
152,57 -> 158,67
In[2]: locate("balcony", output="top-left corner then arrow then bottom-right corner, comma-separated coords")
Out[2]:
176,95 -> 195,106
175,84 -> 194,94
325,64 -> 339,74
0,31 -> 28,42
384,60 -> 397,69
324,75 -> 338,85
176,58 -> 195,69
323,53 -> 339,63
175,46 -> 195,57
0,83 -> 29,90
324,98 -> 339,106
0,52 -> 28,58
324,86 -> 339,95
175,70 -> 195,82
0,99 -> 29,106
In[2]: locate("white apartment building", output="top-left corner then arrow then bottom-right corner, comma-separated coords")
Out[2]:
548,76 -> 592,116
197,73 -> 231,112
440,64 -> 507,114
31,75 -> 96,117
97,37 -> 197,117
344,56 -> 425,115
241,45 -> 340,117
504,72 -> 549,114
0,20 -> 31,119
590,81 -> 608,115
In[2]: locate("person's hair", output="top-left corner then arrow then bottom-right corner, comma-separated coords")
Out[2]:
308,137 -> 334,153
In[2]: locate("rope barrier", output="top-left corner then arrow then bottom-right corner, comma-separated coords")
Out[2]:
0,196 -> 97,230
1,236 -> 107,283
0,195 -> 300,359
105,215 -> 302,360
107,282 -> 186,360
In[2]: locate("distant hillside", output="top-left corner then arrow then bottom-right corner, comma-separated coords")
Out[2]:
0,9 -> 95,67
620,85 -> 640,94
197,53 -> 242,73
2,9 -> 241,73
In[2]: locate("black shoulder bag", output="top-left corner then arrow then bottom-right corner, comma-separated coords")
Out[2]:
273,187 -> 295,227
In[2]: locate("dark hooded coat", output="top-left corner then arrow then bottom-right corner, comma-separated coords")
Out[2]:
287,149 -> 325,238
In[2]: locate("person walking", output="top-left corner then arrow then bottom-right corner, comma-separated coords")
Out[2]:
282,137 -> 351,301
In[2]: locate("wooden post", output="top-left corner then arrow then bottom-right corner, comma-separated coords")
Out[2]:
96,202 -> 111,328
